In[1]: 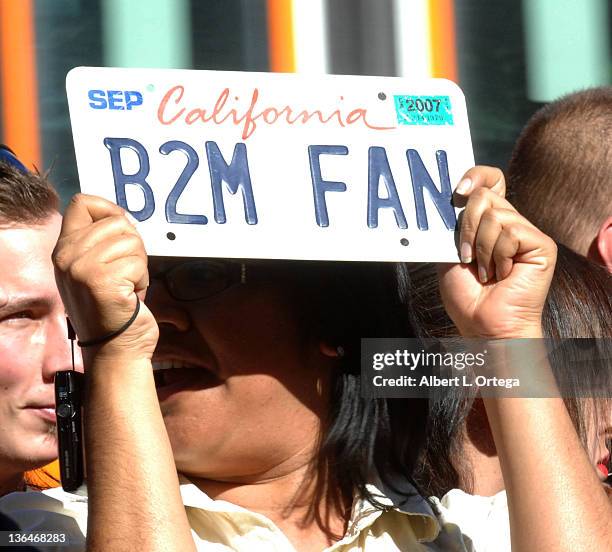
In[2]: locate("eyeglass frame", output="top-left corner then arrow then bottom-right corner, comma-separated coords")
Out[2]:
148,259 -> 248,302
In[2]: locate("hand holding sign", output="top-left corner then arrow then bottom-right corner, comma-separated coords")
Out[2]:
438,188 -> 556,339
53,194 -> 158,360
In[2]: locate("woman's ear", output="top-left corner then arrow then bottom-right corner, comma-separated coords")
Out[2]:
319,342 -> 345,358
594,216 -> 612,272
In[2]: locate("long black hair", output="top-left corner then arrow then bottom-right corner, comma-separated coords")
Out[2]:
272,260 -> 428,531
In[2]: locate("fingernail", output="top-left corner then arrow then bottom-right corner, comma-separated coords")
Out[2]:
478,265 -> 488,283
456,178 -> 472,195
460,243 -> 472,264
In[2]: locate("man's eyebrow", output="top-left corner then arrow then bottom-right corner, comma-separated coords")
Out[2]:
0,296 -> 55,313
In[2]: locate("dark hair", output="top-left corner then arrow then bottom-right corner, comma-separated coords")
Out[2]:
541,245 -> 612,454
275,260 -> 428,532
0,161 -> 59,225
507,86 -> 612,255
542,244 -> 612,339
412,245 -> 612,497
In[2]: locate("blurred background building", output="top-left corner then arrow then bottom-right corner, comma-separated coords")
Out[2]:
0,0 -> 610,204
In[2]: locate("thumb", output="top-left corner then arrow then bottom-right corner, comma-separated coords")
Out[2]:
436,262 -> 478,288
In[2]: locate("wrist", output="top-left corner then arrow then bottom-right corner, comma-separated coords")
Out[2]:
81,333 -> 157,367
84,350 -> 153,374
84,356 -> 156,405
466,325 -> 544,340
494,329 -> 544,339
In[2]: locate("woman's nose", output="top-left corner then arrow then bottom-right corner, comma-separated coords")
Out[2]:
145,279 -> 191,332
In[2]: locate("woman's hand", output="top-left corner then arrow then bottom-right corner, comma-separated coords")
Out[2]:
454,165 -> 507,199
52,194 -> 158,361
439,186 -> 557,338
54,195 -> 194,551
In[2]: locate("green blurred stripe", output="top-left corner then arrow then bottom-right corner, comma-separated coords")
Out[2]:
102,0 -> 191,68
523,0 -> 610,102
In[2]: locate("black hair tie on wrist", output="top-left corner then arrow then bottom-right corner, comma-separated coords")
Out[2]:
77,296 -> 141,348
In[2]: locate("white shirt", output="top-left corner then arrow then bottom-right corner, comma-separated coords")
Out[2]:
0,478 -> 475,551
432,489 -> 510,552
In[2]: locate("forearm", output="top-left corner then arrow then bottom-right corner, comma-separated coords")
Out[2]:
483,342 -> 612,552
84,355 -> 195,552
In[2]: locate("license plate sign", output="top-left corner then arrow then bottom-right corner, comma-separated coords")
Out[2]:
66,67 -> 474,262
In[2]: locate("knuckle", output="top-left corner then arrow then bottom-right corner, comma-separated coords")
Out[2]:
134,259 -> 148,274
52,245 -> 70,271
471,187 -> 490,201
460,220 -> 476,238
69,193 -> 86,206
549,239 -> 558,254
506,224 -> 522,242
69,257 -> 90,282
475,242 -> 491,257
110,214 -> 134,233
482,207 -> 500,224
125,233 -> 145,251
123,232 -> 139,244
66,193 -> 88,213
543,236 -> 558,256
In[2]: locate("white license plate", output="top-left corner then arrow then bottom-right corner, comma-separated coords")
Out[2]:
66,67 -> 474,262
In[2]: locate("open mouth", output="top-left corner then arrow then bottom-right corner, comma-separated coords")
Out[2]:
152,359 -> 220,400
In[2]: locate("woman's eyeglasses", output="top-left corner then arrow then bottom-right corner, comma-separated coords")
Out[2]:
149,260 -> 247,301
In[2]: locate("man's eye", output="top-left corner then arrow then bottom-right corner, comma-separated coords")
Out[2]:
1,311 -> 35,323
14,310 -> 35,318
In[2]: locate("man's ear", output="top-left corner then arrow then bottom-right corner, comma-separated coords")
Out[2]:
593,216 -> 612,273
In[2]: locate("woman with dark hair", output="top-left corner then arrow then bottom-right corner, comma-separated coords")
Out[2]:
414,243 -> 612,549
0,202 -> 442,548
41,201 -> 447,550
